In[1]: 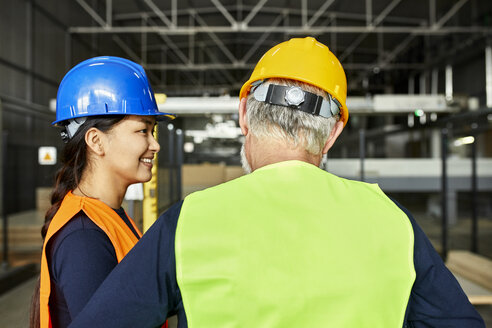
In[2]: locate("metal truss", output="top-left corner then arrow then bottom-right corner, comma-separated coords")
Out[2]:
72,0 -> 491,95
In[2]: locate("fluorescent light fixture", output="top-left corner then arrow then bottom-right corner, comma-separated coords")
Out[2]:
453,136 -> 475,146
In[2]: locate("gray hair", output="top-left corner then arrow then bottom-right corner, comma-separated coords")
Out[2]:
245,78 -> 340,155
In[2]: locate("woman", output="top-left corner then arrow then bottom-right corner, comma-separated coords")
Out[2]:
29,56 -> 174,328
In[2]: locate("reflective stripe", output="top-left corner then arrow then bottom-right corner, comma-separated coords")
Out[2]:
176,160 -> 415,327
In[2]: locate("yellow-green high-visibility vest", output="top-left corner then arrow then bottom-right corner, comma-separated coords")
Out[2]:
176,160 -> 416,327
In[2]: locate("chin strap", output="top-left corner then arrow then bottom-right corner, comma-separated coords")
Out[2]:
60,117 -> 87,143
252,82 -> 341,119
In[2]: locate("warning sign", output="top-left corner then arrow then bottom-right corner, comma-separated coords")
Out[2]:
39,147 -> 57,165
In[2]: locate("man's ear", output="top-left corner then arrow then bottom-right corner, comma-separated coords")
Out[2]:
322,121 -> 344,154
85,128 -> 105,156
238,98 -> 249,136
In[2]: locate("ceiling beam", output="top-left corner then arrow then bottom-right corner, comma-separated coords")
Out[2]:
373,0 -> 402,26
106,0 -> 112,27
69,25 -> 492,34
114,6 -> 425,25
76,0 -> 107,27
210,0 -> 238,27
433,0 -> 468,29
379,0 -> 470,69
142,0 -> 175,28
353,0 -> 471,88
147,17 -> 189,64
306,0 -> 336,27
112,36 -> 140,61
144,62 -> 425,71
146,16 -> 201,86
242,0 -> 269,26
241,14 -> 283,63
194,14 -> 238,64
340,0 -> 402,61
202,47 -> 237,84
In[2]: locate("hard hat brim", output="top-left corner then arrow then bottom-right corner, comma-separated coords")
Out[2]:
52,112 -> 176,126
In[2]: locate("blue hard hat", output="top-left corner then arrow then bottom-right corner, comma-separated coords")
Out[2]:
53,56 -> 175,125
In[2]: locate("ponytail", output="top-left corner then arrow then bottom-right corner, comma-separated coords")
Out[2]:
29,115 -> 125,328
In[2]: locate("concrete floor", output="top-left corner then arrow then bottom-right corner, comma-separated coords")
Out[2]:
0,277 -> 35,328
1,277 -> 491,327
0,277 -> 178,328
1,210 -> 491,327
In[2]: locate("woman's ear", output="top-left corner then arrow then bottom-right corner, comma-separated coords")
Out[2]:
85,128 -> 105,156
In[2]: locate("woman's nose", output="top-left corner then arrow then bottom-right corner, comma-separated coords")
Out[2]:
149,133 -> 160,153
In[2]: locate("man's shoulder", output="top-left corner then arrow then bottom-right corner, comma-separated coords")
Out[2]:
184,173 -> 251,200
157,200 -> 184,223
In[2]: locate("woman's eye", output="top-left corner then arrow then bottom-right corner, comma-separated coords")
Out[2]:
138,126 -> 155,134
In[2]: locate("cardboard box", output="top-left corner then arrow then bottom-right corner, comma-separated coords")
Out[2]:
36,187 -> 52,214
225,166 -> 244,182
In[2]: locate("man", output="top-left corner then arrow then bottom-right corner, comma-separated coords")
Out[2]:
69,37 -> 484,328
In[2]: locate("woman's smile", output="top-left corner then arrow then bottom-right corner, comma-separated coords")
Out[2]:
140,157 -> 154,168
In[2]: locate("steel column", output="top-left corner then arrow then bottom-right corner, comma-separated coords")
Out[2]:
26,0 -> 34,102
486,45 -> 492,107
431,68 -> 438,94
176,129 -> 183,200
445,65 -> 453,101
1,131 -> 8,268
419,72 -> 427,95
168,124 -> 175,203
359,129 -> 365,182
106,0 -> 112,27
471,126 -> 478,253
441,128 -> 448,260
65,32 -> 72,71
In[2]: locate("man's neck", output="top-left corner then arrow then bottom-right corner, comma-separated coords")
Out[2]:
247,135 -> 322,172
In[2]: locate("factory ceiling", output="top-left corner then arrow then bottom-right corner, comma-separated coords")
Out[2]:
67,0 -> 492,96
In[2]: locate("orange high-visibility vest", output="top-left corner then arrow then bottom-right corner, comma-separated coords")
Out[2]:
39,191 -> 142,328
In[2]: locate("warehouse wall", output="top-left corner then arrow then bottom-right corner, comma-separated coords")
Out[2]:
1,0 -> 491,214
0,0 -> 127,214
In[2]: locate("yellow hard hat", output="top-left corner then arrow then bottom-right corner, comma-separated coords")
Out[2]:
239,37 -> 348,125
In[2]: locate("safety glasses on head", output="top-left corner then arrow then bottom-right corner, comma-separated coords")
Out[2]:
251,81 -> 341,119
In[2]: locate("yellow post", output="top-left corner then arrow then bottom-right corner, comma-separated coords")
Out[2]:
143,126 -> 158,232
143,93 -> 167,232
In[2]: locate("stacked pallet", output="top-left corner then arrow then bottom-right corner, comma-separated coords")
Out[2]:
446,250 -> 492,305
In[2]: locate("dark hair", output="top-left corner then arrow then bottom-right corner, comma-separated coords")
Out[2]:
29,115 -> 125,328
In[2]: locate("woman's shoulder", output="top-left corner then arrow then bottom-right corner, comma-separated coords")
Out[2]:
47,211 -> 111,257
55,210 -> 104,237
46,211 -> 118,286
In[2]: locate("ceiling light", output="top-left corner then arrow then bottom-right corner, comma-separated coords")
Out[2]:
453,136 -> 474,146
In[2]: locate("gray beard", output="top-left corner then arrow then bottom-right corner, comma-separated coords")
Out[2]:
240,143 -> 252,174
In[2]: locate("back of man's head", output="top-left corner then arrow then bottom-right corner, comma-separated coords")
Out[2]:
245,78 -> 339,155
239,37 -> 348,156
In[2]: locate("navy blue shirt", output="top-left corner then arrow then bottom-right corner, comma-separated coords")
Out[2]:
47,208 -> 139,328
69,200 -> 484,328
